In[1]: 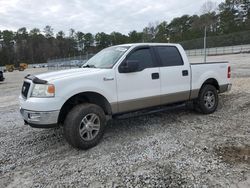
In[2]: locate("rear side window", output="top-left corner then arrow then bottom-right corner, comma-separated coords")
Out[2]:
127,48 -> 154,70
155,46 -> 183,67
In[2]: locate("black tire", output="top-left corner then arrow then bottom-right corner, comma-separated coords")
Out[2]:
64,103 -> 107,150
194,84 -> 218,114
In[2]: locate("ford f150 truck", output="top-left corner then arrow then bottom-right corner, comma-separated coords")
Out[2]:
19,43 -> 231,149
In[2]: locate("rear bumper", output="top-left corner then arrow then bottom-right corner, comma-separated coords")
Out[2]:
20,108 -> 59,128
219,83 -> 232,93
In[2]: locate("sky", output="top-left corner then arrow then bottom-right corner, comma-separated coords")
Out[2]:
0,0 -> 224,35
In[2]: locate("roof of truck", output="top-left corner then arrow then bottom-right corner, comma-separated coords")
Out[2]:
116,43 -> 179,47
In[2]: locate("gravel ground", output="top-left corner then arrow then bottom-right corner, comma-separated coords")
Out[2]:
0,54 -> 250,187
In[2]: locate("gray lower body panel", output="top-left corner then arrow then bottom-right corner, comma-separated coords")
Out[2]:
112,84 -> 231,114
113,91 -> 190,114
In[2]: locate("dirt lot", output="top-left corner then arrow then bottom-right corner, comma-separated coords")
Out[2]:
0,54 -> 250,187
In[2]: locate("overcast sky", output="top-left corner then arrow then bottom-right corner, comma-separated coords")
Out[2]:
0,0 -> 224,35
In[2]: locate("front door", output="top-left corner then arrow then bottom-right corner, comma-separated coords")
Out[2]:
116,47 -> 161,113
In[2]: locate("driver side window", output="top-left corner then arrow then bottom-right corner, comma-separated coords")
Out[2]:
127,48 -> 154,71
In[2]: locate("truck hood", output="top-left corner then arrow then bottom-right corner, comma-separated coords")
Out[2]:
35,68 -> 103,82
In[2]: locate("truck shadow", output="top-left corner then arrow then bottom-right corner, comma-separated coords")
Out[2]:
27,92 -> 239,151
31,107 -> 189,150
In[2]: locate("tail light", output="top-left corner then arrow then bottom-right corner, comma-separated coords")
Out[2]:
227,66 -> 231,78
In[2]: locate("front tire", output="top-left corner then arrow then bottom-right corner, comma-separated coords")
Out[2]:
64,103 -> 107,149
194,84 -> 218,114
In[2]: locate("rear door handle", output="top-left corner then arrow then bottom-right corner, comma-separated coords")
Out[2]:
151,73 -> 159,80
182,70 -> 188,76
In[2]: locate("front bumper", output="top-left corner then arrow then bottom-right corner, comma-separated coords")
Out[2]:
20,108 -> 60,128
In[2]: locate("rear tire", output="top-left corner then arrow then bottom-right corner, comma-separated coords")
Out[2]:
64,103 -> 107,150
194,84 -> 218,114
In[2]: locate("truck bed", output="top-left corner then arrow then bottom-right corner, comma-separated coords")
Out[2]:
190,61 -> 230,96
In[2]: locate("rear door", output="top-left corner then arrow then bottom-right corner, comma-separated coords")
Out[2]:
116,46 -> 161,113
154,46 -> 191,104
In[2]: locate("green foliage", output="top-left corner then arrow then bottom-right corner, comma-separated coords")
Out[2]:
128,31 -> 143,43
95,32 -> 111,49
44,25 -> 54,38
110,32 -> 128,45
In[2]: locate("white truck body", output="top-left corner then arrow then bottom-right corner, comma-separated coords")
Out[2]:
19,43 -> 231,127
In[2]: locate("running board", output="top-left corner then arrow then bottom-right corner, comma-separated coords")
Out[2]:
113,103 -> 187,120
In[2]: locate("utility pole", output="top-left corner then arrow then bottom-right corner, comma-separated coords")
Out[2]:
204,26 -> 207,63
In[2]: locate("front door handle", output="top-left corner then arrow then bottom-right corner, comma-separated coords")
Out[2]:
182,70 -> 188,76
151,73 -> 159,80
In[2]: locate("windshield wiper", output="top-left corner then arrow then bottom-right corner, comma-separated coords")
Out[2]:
82,64 -> 96,68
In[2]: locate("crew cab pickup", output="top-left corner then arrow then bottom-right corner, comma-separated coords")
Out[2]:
19,43 -> 231,149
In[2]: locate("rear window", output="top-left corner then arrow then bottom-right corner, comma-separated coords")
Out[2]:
155,46 -> 183,67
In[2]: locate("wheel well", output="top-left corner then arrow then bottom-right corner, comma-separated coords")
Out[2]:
58,92 -> 112,124
202,78 -> 219,90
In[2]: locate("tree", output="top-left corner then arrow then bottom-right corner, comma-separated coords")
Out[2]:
83,33 -> 94,52
154,21 -> 169,42
95,32 -> 111,49
16,27 -> 29,63
84,33 -> 94,46
29,28 -> 40,36
201,0 -> 218,14
200,1 -> 219,35
44,25 -> 54,38
142,22 -> 158,42
236,0 -> 250,30
69,28 -> 75,39
218,0 -> 240,33
17,27 -> 28,38
2,30 -> 15,44
55,31 -> 66,58
56,31 -> 65,39
167,15 -> 192,42
128,30 -> 143,43
75,31 -> 85,51
110,32 -> 128,45
0,30 -> 15,66
199,12 -> 219,34
189,15 -> 204,38
75,31 -> 84,41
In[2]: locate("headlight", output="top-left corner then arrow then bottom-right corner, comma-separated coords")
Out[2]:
31,84 -> 55,97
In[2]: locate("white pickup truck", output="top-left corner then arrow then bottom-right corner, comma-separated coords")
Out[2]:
19,43 -> 231,149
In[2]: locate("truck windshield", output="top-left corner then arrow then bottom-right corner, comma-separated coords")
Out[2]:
83,46 -> 129,69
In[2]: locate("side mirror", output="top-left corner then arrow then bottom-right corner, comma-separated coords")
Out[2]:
119,60 -> 139,73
